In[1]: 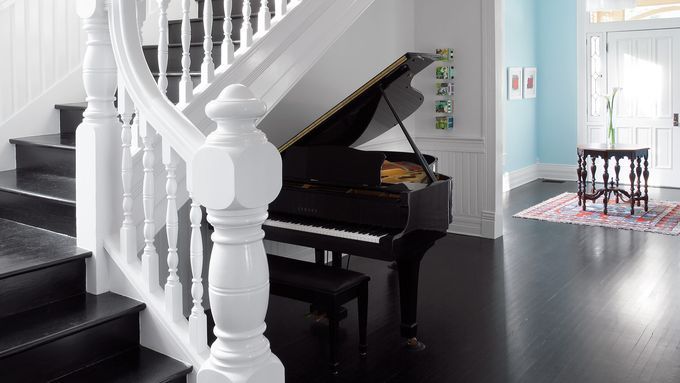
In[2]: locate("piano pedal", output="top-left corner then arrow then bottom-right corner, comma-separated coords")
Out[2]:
305,310 -> 328,323
405,337 -> 426,352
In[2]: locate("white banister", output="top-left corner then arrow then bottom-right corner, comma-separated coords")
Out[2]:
109,0 -> 205,162
141,124 -> 159,292
118,81 -> 137,264
163,146 -> 183,322
222,0 -> 235,65
193,84 -> 283,383
179,0 -> 193,104
240,0 -> 253,48
275,0 -> 286,18
157,0 -> 170,95
257,0 -> 270,35
189,195 -> 208,353
201,0 -> 215,85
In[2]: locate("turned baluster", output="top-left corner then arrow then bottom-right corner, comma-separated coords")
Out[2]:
241,0 -> 253,48
201,0 -> 215,85
189,196 -> 208,352
157,0 -> 170,95
222,0 -> 235,65
164,146 -> 183,321
194,85 -> 283,383
119,82 -> 137,264
257,0 -> 271,35
179,0 -> 193,104
141,125 -> 159,292
275,0 -> 287,18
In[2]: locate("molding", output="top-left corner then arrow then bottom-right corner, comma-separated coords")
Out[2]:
449,215 -> 482,237
480,210 -> 500,239
503,164 -> 539,192
537,163 -> 578,182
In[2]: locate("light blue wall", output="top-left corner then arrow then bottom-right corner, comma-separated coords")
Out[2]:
504,0 -> 538,173
536,0 -> 577,165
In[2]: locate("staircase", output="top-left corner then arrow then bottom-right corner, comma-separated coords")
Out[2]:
0,106 -> 191,381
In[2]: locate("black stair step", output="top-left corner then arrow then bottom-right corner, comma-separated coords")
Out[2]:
0,169 -> 74,206
54,346 -> 192,383
168,14 -> 263,45
0,218 -> 89,317
198,0 -> 276,18
0,293 -> 144,382
145,40 -> 236,73
0,293 -> 144,359
0,218 -> 88,280
0,170 -> 76,235
55,103 -> 86,135
11,134 -> 76,178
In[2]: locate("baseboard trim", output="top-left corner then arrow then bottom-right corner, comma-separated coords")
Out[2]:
504,163 -> 578,191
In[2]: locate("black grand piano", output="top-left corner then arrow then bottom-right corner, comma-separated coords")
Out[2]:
263,52 -> 453,349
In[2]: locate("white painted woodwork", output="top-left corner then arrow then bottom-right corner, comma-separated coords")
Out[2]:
222,0 -> 235,66
119,81 -> 138,264
157,0 -> 170,95
603,29 -> 680,187
275,0 -> 287,18
163,146 -> 183,322
201,0 -> 215,85
75,0 -> 119,294
188,195 -> 208,353
240,0 -> 253,48
141,123 -> 160,293
193,85 -> 283,383
257,0 -> 271,35
179,0 -> 193,104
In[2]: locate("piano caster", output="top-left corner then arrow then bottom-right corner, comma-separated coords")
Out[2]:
405,337 -> 426,352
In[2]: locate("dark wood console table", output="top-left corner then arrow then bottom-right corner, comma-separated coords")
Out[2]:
577,144 -> 650,215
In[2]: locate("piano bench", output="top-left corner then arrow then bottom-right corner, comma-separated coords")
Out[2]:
267,254 -> 369,374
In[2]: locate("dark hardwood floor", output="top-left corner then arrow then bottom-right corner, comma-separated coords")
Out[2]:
264,180 -> 680,383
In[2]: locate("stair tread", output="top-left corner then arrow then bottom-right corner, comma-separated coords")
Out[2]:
53,346 -> 192,383
55,103 -> 87,111
10,133 -> 75,150
0,218 -> 89,279
0,169 -> 75,206
0,293 -> 144,358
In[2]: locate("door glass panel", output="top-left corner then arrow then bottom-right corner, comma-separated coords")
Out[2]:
591,1 -> 680,23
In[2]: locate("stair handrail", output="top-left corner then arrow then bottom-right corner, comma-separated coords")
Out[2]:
107,0 -> 204,163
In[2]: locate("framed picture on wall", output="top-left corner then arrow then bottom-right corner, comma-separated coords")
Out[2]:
508,67 -> 523,100
523,67 -> 537,99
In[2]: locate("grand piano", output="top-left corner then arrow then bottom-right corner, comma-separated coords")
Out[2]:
262,52 -> 453,349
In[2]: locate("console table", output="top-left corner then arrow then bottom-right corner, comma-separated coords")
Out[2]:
576,144 -> 650,215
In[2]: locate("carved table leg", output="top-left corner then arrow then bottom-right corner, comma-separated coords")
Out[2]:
591,157 -> 597,194
577,154 -> 583,206
614,158 -> 621,203
636,157 -> 643,207
643,155 -> 649,212
581,160 -> 589,211
603,156 -> 610,215
629,160 -> 636,216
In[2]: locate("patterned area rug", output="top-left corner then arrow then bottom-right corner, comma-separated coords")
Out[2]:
514,192 -> 680,236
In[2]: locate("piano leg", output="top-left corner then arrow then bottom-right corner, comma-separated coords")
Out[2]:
315,248 -> 325,265
332,251 -> 343,268
396,255 -> 426,351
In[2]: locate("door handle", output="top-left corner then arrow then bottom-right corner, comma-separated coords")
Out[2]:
675,113 -> 679,127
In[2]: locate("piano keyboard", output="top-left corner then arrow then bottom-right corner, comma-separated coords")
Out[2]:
264,218 -> 389,244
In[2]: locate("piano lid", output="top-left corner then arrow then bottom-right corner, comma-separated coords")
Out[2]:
278,52 -> 438,153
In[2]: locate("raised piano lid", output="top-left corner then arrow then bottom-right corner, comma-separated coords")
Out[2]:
277,52 -> 439,153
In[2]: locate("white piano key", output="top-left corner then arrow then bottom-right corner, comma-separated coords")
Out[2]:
264,219 -> 387,244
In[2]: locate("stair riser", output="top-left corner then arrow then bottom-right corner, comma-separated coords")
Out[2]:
0,260 -> 85,319
0,314 -> 140,382
59,108 -> 84,135
168,15 -> 255,45
0,191 -> 75,236
145,43 -> 225,74
198,0 -> 275,18
15,145 -> 75,178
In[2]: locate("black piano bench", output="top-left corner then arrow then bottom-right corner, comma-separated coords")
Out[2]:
266,254 -> 369,374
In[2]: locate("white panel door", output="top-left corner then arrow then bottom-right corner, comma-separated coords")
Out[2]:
607,29 -> 680,187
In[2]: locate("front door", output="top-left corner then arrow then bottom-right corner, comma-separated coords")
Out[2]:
607,29 -> 680,187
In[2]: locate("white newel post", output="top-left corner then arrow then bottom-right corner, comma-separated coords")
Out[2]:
192,84 -> 284,383
76,0 -> 118,294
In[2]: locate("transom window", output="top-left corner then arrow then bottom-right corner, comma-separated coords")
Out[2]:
590,0 -> 680,23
